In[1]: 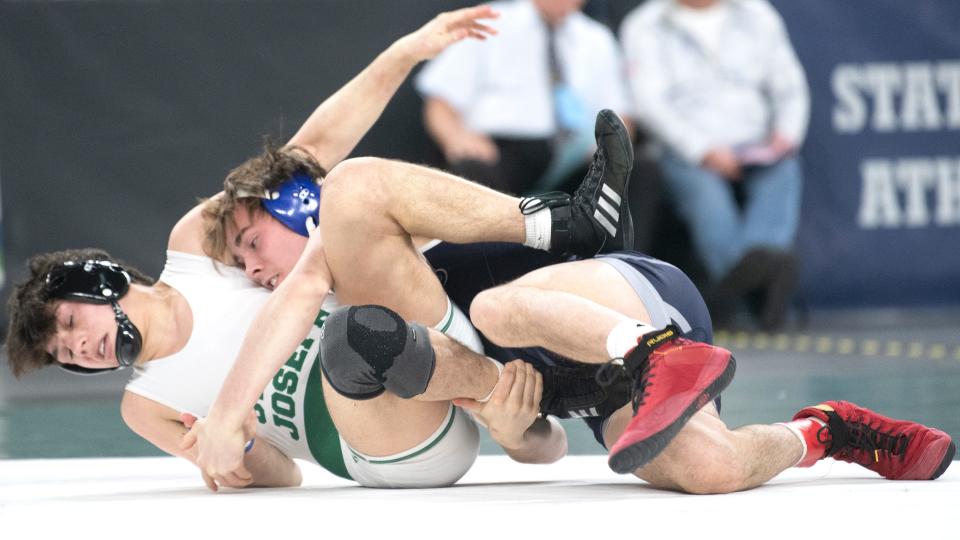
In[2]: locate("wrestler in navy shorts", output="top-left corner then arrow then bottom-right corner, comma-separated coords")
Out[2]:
423,242 -> 718,447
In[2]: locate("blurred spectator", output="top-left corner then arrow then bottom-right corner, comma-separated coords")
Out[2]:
621,0 -> 809,329
415,0 -> 635,198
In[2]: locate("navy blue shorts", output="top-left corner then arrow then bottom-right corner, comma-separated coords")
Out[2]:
422,241 -> 564,314
423,243 -> 718,447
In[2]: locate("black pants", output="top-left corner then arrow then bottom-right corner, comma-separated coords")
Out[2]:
449,137 -> 553,196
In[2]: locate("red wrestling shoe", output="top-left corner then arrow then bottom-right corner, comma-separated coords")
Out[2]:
794,401 -> 955,480
605,326 -> 736,474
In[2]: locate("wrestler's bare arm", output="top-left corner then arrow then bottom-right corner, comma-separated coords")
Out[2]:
120,391 -> 302,490
457,361 -> 568,465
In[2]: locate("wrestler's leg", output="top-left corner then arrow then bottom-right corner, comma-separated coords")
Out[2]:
469,258 -> 803,492
317,110 -> 635,456
470,259 -> 649,363
310,156 -> 513,455
320,107 -> 637,321
316,302 -> 500,461
320,157 -> 524,324
604,403 -> 803,494
318,160 -> 506,455
319,327 -> 497,457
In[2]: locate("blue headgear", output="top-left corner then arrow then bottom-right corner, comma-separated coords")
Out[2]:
45,260 -> 143,376
260,173 -> 322,237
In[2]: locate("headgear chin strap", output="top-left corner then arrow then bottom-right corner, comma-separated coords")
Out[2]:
239,173 -> 321,237
45,260 -> 144,375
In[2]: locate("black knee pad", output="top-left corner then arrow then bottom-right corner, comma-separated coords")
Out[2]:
319,305 -> 436,400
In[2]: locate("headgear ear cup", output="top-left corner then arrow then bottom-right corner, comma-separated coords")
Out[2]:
111,302 -> 143,367
259,173 -> 322,237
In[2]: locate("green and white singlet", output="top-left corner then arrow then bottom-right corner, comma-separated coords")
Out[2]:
125,251 -> 351,478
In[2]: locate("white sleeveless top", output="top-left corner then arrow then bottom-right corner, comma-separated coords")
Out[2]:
125,251 -> 350,477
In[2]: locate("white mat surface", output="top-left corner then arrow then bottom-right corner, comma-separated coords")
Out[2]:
2,455 -> 957,537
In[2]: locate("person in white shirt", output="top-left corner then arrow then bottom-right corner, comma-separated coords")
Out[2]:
416,0 -> 635,197
621,0 -> 810,329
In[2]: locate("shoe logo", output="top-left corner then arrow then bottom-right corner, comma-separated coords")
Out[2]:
598,193 -> 620,222
594,209 -> 617,237
601,184 -> 622,206
593,184 -> 621,237
645,328 -> 676,348
568,407 -> 600,418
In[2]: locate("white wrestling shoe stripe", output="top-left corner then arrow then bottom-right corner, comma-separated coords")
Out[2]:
601,184 -> 622,206
568,407 -> 599,419
598,196 -> 619,224
594,209 -> 617,237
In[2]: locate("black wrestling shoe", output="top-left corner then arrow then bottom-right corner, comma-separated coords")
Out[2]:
520,109 -> 635,258
538,361 -> 631,419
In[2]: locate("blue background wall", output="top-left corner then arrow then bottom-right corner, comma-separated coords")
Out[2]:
771,0 -> 960,306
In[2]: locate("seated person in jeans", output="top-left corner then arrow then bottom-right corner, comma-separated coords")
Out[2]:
621,0 -> 810,329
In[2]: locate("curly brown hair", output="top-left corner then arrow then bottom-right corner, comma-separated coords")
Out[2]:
201,142 -> 326,263
5,248 -> 155,378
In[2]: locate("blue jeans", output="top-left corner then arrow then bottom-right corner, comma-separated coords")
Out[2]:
660,152 -> 802,281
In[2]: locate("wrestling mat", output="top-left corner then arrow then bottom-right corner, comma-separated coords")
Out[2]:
2,455 -> 956,537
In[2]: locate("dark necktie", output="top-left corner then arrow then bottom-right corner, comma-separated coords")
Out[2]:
546,23 -> 571,144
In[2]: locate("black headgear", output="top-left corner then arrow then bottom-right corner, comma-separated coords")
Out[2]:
45,260 -> 143,375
